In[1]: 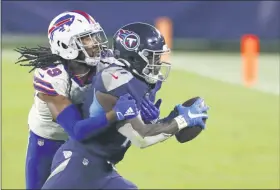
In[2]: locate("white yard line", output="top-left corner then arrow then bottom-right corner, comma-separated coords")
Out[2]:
2,50 -> 279,95
170,52 -> 279,95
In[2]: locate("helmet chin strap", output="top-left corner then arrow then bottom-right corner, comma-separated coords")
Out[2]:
118,58 -> 159,84
85,57 -> 100,66
74,57 -> 100,66
131,68 -> 158,84
144,73 -> 158,84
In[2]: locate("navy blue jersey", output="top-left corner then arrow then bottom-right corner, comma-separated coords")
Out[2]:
80,64 -> 151,164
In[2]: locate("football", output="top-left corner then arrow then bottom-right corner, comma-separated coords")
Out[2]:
173,97 -> 207,143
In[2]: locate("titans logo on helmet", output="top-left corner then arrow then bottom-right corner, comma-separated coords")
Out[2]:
117,29 -> 140,51
48,14 -> 75,41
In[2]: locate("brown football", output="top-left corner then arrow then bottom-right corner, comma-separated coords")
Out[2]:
174,97 -> 206,143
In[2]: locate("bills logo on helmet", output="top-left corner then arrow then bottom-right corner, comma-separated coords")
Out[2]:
117,29 -> 140,51
48,14 -> 75,41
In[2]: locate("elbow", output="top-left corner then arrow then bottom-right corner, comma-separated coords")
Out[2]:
130,134 -> 170,149
70,127 -> 105,142
139,144 -> 149,149
68,130 -> 87,142
132,143 -> 148,149
57,124 -> 84,141
130,137 -> 151,149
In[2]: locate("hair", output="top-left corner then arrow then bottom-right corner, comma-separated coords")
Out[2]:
15,46 -> 73,96
15,46 -> 61,72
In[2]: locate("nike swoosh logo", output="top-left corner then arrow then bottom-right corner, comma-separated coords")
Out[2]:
110,73 -> 118,79
39,72 -> 44,78
188,110 -> 206,118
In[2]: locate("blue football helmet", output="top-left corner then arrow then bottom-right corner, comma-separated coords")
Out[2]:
113,22 -> 171,84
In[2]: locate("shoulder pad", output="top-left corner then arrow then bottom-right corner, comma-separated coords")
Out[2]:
96,62 -> 109,73
101,66 -> 133,92
93,65 -> 149,104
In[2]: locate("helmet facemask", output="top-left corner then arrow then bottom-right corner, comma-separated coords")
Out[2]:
138,47 -> 171,84
71,23 -> 108,66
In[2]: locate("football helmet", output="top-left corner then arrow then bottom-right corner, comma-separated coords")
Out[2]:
48,10 -> 108,66
113,22 -> 171,84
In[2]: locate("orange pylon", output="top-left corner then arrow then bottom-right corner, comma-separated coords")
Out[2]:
155,17 -> 173,62
241,34 -> 259,87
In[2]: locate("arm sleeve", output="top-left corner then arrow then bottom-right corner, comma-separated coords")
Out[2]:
55,69 -> 111,141
56,103 -> 109,141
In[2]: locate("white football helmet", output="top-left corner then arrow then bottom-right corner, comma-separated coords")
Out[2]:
48,10 -> 108,66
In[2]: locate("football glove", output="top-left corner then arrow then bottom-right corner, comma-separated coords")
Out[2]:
175,97 -> 209,129
113,94 -> 139,121
149,81 -> 162,103
141,96 -> 162,123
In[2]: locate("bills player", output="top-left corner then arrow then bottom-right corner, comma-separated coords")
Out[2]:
41,22 -> 209,189
15,11 -> 159,189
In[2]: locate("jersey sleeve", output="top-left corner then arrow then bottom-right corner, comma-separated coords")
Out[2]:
33,64 -> 70,97
94,65 -> 149,105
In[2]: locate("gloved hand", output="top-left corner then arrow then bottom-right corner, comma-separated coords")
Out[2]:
141,96 -> 162,123
175,98 -> 209,129
113,94 -> 139,121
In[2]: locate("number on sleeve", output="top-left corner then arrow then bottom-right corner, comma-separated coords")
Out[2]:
47,68 -> 62,77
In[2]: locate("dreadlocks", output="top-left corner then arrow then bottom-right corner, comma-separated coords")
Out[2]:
14,46 -> 63,73
15,46 -> 73,96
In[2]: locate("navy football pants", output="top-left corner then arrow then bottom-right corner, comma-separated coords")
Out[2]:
41,142 -> 137,189
25,130 -> 65,189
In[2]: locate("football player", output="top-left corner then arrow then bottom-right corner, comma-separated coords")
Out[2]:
41,22 -> 209,189
15,11 -> 159,189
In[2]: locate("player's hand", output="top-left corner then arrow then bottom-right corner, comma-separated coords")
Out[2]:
113,94 -> 139,121
141,97 -> 162,123
149,81 -> 162,103
175,98 -> 209,129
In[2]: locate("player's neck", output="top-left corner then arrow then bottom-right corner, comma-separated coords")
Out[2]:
67,61 -> 94,82
68,61 -> 91,75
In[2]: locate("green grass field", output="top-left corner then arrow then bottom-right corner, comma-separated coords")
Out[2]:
2,50 -> 279,189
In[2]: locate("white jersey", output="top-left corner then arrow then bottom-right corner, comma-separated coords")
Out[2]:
28,63 -> 107,141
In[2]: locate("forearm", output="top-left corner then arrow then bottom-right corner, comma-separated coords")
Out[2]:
117,115 -> 187,148
56,104 -> 117,141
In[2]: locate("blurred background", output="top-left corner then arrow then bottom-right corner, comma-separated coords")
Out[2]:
2,1 -> 279,189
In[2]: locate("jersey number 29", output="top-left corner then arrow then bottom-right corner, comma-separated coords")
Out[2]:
42,66 -> 62,77
47,68 -> 62,77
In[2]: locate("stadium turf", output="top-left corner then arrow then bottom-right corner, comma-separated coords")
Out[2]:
2,51 -> 279,189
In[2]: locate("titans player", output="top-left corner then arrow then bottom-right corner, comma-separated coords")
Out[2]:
15,11 -> 160,189
42,22 -> 209,189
